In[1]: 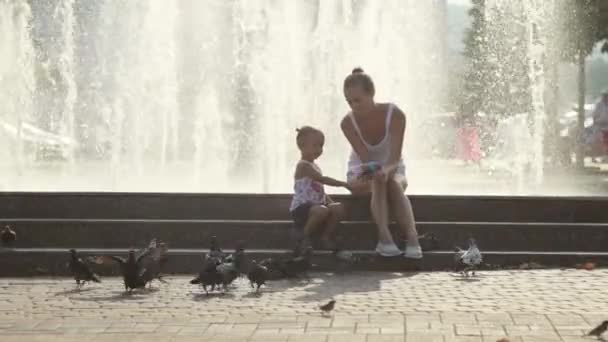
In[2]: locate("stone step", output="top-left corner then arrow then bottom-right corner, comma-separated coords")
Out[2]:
4,219 -> 608,252
1,248 -> 606,277
2,192 -> 607,222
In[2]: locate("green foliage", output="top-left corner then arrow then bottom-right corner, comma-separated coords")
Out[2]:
558,0 -> 603,62
599,0 -> 608,52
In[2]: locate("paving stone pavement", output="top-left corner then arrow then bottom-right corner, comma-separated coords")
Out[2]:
0,270 -> 605,342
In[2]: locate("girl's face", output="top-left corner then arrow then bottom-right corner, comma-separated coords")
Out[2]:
344,85 -> 374,114
302,132 -> 324,160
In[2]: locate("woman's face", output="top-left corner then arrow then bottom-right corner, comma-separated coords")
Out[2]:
344,85 -> 374,113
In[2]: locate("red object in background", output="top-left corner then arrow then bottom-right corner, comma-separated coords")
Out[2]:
602,130 -> 608,152
457,126 -> 482,162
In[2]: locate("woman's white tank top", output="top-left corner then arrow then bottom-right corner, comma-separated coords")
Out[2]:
348,103 -> 396,170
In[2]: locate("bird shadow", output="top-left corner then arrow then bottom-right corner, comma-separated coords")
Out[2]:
54,287 -> 95,296
453,277 -> 482,283
241,291 -> 264,298
450,274 -> 483,282
71,288 -> 160,302
191,291 -> 236,301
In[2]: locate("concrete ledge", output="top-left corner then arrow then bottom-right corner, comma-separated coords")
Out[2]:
1,247 -> 606,276
1,192 -> 607,222
3,219 -> 607,251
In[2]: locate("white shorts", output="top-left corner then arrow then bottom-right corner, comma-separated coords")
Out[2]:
346,161 -> 406,184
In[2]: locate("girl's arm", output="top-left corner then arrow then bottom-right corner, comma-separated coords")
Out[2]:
297,162 -> 349,188
386,105 -> 406,175
341,115 -> 370,163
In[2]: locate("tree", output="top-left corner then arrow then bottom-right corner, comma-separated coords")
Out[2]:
461,0 -> 608,168
559,0 -> 604,167
600,0 -> 608,52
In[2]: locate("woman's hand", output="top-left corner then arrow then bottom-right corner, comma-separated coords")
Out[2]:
372,167 -> 388,183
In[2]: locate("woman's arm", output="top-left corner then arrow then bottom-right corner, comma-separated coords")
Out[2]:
340,116 -> 370,163
386,105 -> 406,174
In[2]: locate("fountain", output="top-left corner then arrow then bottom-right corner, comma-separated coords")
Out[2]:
0,0 -> 36,182
483,0 -> 558,194
0,0 -> 596,195
0,0 -> 446,193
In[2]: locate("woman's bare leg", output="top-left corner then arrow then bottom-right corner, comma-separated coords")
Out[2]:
387,178 -> 419,245
370,174 -> 395,244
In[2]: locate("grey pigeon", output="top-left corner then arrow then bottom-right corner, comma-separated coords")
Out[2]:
139,239 -> 169,288
454,238 -> 482,277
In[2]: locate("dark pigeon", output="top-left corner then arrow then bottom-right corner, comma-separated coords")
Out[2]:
68,249 -> 101,289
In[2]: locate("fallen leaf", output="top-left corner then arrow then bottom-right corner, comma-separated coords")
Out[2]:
582,262 -> 596,271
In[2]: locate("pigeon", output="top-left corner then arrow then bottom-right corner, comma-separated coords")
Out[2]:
247,260 -> 269,293
67,249 -> 101,289
138,239 -> 169,288
319,299 -> 336,316
455,238 -> 482,277
587,320 -> 608,338
99,249 -> 150,292
280,246 -> 314,278
117,250 -> 148,292
1,225 -> 16,247
215,246 -> 247,292
418,233 -> 440,251
208,235 -> 225,261
190,254 -> 223,295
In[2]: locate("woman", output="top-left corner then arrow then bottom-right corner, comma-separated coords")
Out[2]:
340,68 -> 422,258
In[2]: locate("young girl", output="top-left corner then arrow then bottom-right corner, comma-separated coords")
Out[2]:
290,126 -> 350,251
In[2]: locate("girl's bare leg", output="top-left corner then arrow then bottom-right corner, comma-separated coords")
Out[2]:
303,205 -> 330,237
321,202 -> 344,248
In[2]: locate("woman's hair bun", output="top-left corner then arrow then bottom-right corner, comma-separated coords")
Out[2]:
352,67 -> 364,74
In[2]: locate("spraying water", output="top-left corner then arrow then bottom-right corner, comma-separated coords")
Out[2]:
0,0 -> 36,182
0,1 -> 594,195
54,0 -> 77,163
484,0 -> 557,194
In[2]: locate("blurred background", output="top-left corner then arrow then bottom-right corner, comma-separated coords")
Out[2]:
1,0 -> 608,195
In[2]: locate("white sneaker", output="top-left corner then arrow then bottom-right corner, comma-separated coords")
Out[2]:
404,244 -> 423,259
375,242 -> 402,257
